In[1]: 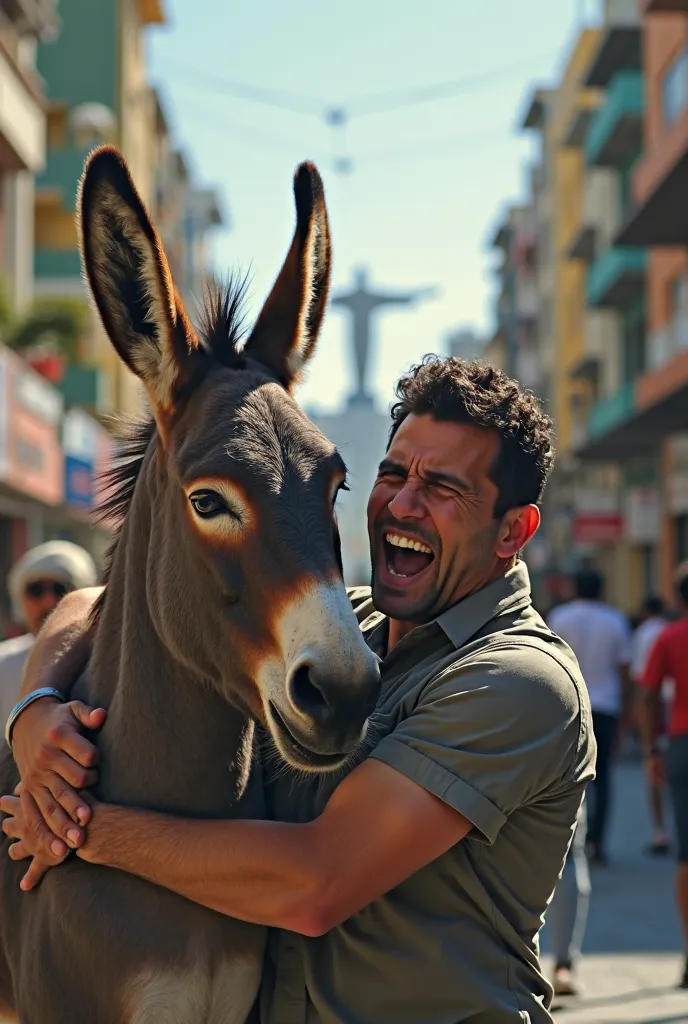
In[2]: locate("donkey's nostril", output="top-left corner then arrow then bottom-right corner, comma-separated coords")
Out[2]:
289,664 -> 330,721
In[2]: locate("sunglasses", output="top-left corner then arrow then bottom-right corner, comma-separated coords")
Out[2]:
24,580 -> 72,601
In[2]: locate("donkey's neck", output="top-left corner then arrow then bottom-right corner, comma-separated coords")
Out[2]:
86,497 -> 257,819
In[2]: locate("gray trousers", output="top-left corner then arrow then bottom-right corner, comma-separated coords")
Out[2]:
547,800 -> 591,969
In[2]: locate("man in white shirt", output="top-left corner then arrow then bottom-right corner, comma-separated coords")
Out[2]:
0,541 -> 97,730
631,595 -> 670,855
549,569 -> 632,865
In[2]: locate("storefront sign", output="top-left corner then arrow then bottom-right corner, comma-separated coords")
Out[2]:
64,454 -> 94,508
62,408 -> 100,511
3,350 -> 63,506
572,513 -> 625,545
625,486 -> 661,543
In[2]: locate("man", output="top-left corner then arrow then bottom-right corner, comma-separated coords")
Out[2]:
631,595 -> 670,855
0,540 -> 97,730
2,358 -> 595,1023
640,566 -> 688,989
548,570 -> 631,866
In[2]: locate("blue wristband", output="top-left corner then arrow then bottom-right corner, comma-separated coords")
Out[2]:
5,687 -> 66,749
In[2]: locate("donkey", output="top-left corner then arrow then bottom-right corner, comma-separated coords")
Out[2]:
0,146 -> 380,1024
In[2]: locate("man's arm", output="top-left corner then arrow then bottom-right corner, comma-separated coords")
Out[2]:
11,588 -> 105,849
18,587 -> 102,702
638,633 -> 668,786
3,759 -> 470,934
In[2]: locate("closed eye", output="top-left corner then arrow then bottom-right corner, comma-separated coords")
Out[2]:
189,489 -> 237,520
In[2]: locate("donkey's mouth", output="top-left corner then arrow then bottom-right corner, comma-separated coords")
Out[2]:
268,701 -> 351,771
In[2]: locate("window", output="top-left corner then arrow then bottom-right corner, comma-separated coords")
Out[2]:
662,47 -> 688,127
622,306 -> 646,383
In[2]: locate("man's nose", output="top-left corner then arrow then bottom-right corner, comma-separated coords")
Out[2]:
388,481 -> 424,519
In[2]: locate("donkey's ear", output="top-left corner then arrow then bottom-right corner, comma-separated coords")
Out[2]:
78,146 -> 201,415
243,162 -> 331,389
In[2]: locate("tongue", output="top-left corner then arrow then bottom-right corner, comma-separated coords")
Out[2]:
389,544 -> 433,577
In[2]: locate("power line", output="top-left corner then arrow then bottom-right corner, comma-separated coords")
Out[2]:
338,53 -> 557,117
160,51 -> 556,123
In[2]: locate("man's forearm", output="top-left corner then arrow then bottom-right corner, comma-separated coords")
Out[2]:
19,588 -> 102,701
79,803 -> 329,935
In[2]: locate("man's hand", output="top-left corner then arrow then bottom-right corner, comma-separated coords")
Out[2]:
11,697 -> 105,855
0,784 -> 71,890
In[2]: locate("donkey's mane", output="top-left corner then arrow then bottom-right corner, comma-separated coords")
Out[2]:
89,276 -> 250,626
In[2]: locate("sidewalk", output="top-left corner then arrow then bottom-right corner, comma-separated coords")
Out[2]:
541,760 -> 688,1023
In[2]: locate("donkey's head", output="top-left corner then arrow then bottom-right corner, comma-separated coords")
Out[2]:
79,147 -> 380,771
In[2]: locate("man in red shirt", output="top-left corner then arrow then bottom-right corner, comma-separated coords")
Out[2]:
641,566 -> 688,989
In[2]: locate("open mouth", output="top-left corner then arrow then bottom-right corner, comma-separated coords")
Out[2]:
268,701 -> 349,770
383,531 -> 435,580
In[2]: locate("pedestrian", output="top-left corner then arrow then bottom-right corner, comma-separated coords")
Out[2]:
2,359 -> 596,1023
545,799 -> 591,998
548,570 -> 632,865
631,595 -> 670,855
639,566 -> 688,989
0,541 -> 97,731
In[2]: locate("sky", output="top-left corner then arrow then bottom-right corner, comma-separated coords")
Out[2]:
147,0 -> 602,414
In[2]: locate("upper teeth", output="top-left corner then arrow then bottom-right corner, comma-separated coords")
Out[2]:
386,533 -> 432,554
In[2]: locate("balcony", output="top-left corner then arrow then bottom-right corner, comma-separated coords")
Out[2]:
644,0 -> 688,10
587,247 -> 646,309
565,225 -> 597,261
586,71 -> 644,166
616,117 -> 688,247
588,382 -> 636,440
0,0 -> 58,38
585,24 -> 642,89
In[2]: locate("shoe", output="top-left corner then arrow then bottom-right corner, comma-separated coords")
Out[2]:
553,966 -> 579,997
646,834 -> 670,856
585,843 -> 608,867
679,957 -> 688,989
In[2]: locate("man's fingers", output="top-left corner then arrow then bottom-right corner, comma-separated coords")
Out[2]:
47,708 -> 101,769
26,785 -> 83,850
21,789 -> 68,859
69,701 -> 106,738
21,857 -> 52,891
2,815 -> 21,839
46,763 -> 93,827
0,794 -> 20,816
8,840 -> 30,861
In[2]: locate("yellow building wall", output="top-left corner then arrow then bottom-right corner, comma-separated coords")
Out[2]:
551,28 -> 601,455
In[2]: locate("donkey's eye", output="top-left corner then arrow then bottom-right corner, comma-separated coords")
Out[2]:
333,481 -> 350,507
189,489 -> 230,519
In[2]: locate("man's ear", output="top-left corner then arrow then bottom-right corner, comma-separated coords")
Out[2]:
495,505 -> 540,560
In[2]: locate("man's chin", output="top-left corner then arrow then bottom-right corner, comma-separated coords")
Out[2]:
371,577 -> 435,622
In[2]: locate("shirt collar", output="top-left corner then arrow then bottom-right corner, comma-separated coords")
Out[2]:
436,560 -> 532,650
362,560 -> 533,659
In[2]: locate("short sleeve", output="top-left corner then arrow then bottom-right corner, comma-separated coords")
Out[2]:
369,643 -> 583,845
642,631 -> 667,691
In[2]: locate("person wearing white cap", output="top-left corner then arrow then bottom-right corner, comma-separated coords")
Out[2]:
0,541 -> 97,730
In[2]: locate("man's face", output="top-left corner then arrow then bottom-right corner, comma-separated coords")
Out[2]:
21,578 -> 71,635
367,414 -> 508,622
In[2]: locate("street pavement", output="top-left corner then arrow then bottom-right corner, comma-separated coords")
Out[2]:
541,759 -> 688,1023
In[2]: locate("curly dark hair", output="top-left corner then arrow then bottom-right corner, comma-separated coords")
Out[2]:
388,356 -> 555,518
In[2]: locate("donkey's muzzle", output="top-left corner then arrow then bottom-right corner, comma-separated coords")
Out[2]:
280,657 -> 380,759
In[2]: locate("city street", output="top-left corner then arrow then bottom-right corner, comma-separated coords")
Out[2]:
542,760 -> 688,1023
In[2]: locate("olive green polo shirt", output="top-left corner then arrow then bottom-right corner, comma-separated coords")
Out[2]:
260,561 -> 595,1024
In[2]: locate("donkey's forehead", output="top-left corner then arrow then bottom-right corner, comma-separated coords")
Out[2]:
174,374 -> 342,487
